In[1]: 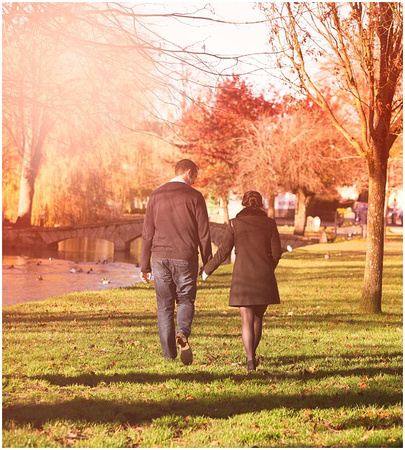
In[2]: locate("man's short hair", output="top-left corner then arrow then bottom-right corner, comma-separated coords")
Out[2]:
175,159 -> 198,175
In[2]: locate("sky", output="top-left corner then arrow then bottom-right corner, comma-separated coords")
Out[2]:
132,2 -> 279,95
151,2 -> 270,54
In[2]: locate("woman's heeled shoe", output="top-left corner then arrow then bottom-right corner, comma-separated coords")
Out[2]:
247,359 -> 256,372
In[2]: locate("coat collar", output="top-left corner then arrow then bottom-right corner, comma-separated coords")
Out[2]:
236,207 -> 267,218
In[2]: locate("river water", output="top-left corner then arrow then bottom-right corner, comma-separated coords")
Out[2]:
2,238 -> 143,306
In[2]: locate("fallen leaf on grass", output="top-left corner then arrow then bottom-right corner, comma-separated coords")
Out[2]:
66,431 -> 78,439
336,384 -> 350,391
360,430 -> 374,441
65,429 -> 83,440
128,436 -> 142,447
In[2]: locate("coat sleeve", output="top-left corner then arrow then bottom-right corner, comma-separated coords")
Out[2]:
270,219 -> 282,268
196,193 -> 213,265
203,222 -> 234,275
140,198 -> 155,273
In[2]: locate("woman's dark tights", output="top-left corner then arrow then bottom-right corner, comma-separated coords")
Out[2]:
239,305 -> 267,362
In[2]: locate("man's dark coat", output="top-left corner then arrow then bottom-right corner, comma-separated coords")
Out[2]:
140,181 -> 212,273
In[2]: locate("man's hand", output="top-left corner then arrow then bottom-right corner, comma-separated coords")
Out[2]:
141,272 -> 151,283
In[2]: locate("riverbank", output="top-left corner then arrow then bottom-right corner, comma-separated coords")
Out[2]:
2,255 -> 141,306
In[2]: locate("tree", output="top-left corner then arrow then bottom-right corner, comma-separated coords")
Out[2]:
2,2 -> 283,227
3,2 -> 158,227
179,75 -> 278,222
261,2 -> 403,313
239,98 -> 363,234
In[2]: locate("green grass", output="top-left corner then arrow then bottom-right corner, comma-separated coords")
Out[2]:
2,238 -> 403,447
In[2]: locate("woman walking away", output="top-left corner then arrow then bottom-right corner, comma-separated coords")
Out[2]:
202,191 -> 282,372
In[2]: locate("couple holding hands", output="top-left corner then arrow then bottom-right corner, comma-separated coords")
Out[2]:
140,159 -> 281,372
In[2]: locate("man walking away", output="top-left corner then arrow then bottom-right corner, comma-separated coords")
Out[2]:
140,159 -> 212,364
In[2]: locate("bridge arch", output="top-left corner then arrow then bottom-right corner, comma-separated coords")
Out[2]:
36,220 -> 145,251
58,236 -> 115,253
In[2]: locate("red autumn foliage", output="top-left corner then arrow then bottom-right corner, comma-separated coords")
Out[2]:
179,75 -> 279,206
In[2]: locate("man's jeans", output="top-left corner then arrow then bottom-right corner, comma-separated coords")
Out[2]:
151,257 -> 198,359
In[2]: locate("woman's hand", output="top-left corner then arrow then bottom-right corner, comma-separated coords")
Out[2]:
141,272 -> 151,283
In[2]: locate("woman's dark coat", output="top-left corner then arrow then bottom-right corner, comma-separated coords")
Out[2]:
203,207 -> 282,307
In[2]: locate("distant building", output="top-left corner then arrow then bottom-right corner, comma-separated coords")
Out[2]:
387,157 -> 403,211
274,192 -> 296,218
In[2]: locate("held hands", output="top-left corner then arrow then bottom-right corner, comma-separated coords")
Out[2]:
141,272 -> 151,283
198,267 -> 209,281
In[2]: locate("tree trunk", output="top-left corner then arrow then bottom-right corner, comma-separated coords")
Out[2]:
361,158 -> 388,313
15,154 -> 35,228
15,111 -> 48,228
294,189 -> 308,236
222,195 -> 229,224
267,192 -> 275,218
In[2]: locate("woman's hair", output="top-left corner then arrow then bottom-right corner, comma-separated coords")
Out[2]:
242,190 -> 263,208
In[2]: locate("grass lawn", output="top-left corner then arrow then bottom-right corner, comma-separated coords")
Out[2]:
2,238 -> 403,448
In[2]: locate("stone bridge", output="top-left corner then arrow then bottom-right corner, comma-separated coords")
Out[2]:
3,218 -> 308,252
3,219 -> 230,252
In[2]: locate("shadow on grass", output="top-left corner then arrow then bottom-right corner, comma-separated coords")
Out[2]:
3,309 -> 402,329
3,384 -> 402,428
17,354 -> 401,389
196,311 -> 403,327
2,310 -> 158,325
3,311 -> 402,331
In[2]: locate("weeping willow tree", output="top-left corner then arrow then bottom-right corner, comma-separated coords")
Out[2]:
3,3 -> 158,226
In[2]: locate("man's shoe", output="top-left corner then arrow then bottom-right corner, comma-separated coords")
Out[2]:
176,332 -> 193,365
